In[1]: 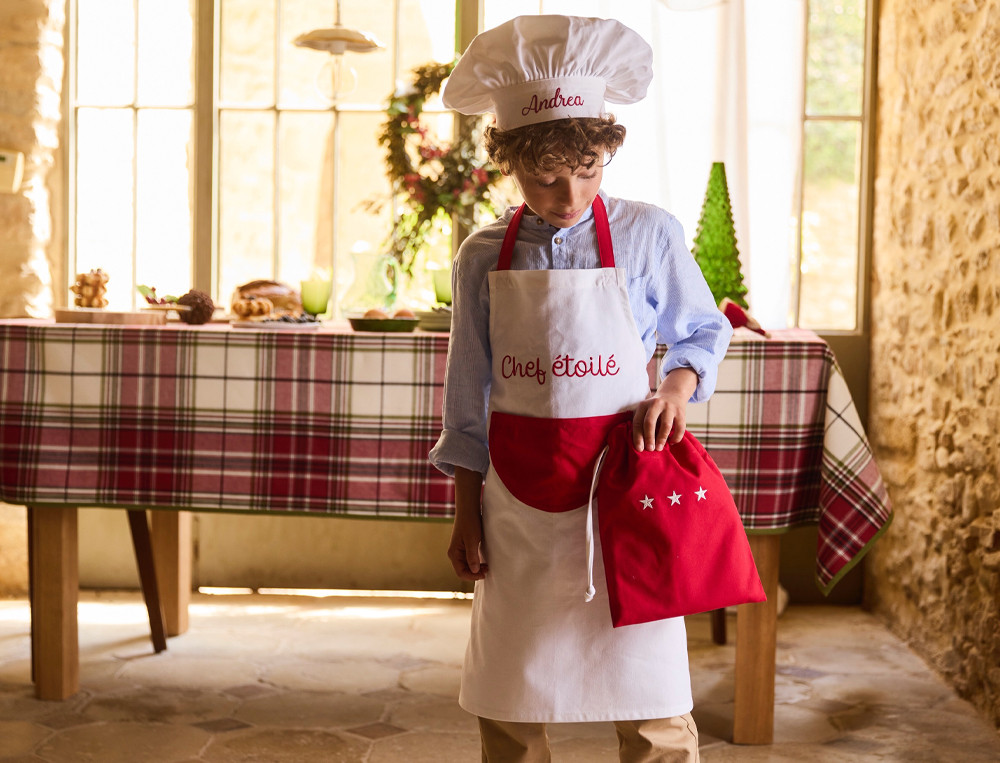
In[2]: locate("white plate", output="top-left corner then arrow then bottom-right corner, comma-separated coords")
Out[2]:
142,304 -> 191,313
230,319 -> 321,330
416,309 -> 451,331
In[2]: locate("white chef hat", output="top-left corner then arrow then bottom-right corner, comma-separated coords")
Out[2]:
442,15 -> 653,131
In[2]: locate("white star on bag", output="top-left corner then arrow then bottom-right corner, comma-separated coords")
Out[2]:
641,487 -> 710,509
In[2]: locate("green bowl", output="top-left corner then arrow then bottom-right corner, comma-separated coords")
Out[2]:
347,316 -> 419,333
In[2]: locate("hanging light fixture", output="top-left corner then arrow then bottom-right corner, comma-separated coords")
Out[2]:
293,0 -> 384,103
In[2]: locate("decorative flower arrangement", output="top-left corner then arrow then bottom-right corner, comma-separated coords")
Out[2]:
372,60 -> 504,277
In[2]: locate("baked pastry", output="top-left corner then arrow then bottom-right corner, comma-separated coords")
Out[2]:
232,280 -> 302,316
71,269 -> 109,308
231,295 -> 273,320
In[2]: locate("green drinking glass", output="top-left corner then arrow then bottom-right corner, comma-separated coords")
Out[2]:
300,278 -> 333,316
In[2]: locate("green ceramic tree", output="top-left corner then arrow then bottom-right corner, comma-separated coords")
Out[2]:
692,162 -> 749,308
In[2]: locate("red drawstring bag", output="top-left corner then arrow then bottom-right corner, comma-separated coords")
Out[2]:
593,420 -> 765,627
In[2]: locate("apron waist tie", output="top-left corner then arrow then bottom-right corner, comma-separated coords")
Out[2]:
584,445 -> 610,603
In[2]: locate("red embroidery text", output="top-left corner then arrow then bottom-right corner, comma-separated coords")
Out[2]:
551,353 -> 620,379
501,352 -> 621,385
502,354 -> 547,386
521,87 -> 585,117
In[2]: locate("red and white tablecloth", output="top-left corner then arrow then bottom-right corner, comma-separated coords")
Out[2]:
0,321 -> 454,518
0,321 -> 890,592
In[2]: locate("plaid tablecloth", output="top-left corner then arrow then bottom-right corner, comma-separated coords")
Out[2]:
0,321 -> 890,591
0,321 -> 454,518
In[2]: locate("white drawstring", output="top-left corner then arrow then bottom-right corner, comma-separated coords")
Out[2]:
584,445 -> 610,603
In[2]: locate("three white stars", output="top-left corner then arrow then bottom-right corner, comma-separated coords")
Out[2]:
639,486 -> 708,510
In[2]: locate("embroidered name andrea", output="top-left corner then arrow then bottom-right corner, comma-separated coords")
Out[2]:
521,87 -> 585,117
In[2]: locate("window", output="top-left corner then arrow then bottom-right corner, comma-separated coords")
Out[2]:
66,0 -> 874,333
67,0 -> 456,312
480,0 -> 876,333
797,0 -> 869,330
70,0 -> 196,309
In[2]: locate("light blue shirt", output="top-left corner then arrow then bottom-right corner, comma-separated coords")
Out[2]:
429,190 -> 733,477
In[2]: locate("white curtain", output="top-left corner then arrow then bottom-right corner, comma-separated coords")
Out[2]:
484,0 -> 805,329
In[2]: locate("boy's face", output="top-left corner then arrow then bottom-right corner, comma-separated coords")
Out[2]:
509,161 -> 604,229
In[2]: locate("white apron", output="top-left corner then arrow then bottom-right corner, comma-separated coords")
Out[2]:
459,198 -> 693,723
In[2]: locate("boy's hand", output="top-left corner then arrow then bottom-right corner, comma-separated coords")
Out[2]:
632,367 -> 698,451
448,513 -> 488,581
449,466 -> 488,581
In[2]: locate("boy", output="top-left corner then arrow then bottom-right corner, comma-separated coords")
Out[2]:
429,15 -> 732,761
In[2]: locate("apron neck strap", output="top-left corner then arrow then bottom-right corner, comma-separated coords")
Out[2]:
497,203 -> 527,271
497,195 -> 615,271
592,195 -> 615,268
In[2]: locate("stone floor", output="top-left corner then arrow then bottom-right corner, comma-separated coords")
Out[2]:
0,592 -> 997,762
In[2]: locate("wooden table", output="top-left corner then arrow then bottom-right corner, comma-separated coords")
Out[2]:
0,321 -> 891,744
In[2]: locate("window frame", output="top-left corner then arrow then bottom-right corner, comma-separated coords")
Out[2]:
192,0 -> 216,296
810,0 -> 879,421
189,0 -> 416,306
64,0 -> 204,306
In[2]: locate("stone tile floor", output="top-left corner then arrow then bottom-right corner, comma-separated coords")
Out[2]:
1,592 -> 998,762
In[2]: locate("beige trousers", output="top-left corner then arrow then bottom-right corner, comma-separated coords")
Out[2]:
478,713 -> 700,763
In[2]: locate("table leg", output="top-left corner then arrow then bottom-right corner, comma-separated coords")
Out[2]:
126,511 -> 167,653
709,609 -> 727,645
733,534 -> 781,745
28,507 -> 34,682
151,511 -> 191,636
28,506 -> 79,701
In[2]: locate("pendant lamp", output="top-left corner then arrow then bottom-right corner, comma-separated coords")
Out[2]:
293,0 -> 384,102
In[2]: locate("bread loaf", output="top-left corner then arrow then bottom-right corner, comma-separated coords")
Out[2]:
232,280 -> 302,315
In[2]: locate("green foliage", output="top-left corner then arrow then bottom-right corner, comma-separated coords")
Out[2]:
806,0 -> 865,117
136,284 -> 178,304
691,162 -> 749,309
365,61 -> 504,278
805,120 -> 859,188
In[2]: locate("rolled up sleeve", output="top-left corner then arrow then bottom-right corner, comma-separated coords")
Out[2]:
427,234 -> 496,477
651,214 -> 733,402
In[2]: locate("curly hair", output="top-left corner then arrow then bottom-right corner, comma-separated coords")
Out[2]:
483,115 -> 626,175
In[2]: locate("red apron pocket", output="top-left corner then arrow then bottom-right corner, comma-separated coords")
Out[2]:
596,420 -> 766,626
489,410 -> 631,512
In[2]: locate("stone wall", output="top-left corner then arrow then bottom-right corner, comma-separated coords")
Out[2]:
0,0 -> 64,595
0,0 -> 63,318
868,0 -> 1000,727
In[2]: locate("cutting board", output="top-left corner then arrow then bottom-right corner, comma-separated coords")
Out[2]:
54,308 -> 167,325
